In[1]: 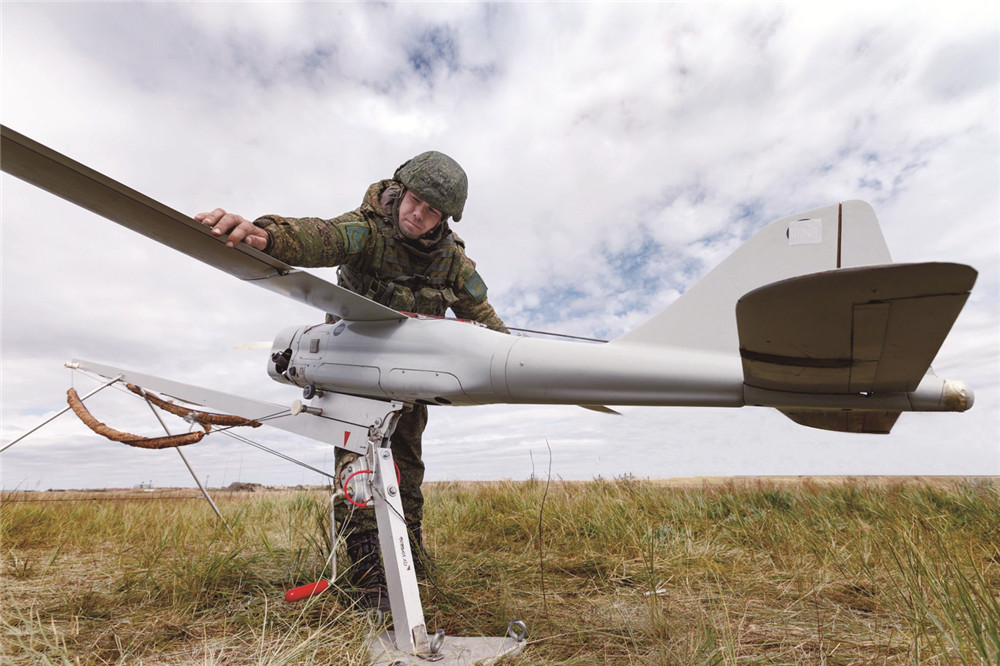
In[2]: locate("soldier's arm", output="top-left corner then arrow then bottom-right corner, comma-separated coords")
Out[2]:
251,211 -> 374,268
450,247 -> 509,334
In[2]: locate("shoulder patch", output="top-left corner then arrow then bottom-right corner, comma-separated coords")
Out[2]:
463,271 -> 488,303
343,224 -> 370,254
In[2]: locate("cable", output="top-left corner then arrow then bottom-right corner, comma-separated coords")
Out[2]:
3,495 -> 205,503
341,461 -> 403,508
505,326 -> 608,343
342,469 -> 374,508
397,311 -> 608,343
218,428 -> 337,480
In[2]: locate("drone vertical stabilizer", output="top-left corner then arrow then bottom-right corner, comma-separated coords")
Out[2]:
611,201 -> 891,352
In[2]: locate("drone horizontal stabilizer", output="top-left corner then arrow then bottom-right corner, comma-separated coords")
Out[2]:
737,262 -> 976,394
737,262 -> 976,434
0,125 -> 402,323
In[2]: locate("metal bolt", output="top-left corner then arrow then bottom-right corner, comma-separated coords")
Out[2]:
380,450 -> 391,460
387,486 -> 398,497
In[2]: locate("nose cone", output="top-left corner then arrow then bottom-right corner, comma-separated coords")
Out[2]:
268,326 -> 301,384
942,379 -> 974,411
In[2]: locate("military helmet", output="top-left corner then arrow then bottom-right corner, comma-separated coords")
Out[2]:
394,151 -> 468,222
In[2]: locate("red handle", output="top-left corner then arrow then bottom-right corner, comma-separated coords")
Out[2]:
284,579 -> 330,602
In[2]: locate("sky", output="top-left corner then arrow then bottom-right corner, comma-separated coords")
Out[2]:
2,2 -> 997,490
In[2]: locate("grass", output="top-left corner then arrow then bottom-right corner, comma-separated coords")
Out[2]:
2,477 -> 998,664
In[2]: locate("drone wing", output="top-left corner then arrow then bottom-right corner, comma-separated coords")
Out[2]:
0,125 -> 402,323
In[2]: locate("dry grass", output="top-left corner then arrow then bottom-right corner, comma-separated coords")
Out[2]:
2,478 -> 998,664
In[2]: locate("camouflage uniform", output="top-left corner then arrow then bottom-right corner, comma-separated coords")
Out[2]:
253,179 -> 507,537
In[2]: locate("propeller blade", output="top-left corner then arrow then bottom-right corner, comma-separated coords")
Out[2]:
233,342 -> 273,350
0,125 -> 403,322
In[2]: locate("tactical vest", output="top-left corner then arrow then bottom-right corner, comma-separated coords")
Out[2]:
337,214 -> 462,317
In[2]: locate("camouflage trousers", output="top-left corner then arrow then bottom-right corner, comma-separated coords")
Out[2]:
336,403 -> 427,535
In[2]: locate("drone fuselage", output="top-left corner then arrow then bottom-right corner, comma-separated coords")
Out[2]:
267,317 -> 970,415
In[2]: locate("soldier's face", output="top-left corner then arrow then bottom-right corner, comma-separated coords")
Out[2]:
398,190 -> 443,239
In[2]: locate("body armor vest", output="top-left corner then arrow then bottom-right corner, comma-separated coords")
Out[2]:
337,214 -> 461,316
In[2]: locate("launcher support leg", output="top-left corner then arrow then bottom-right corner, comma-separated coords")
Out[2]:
135,386 -> 231,532
365,442 -> 528,665
329,398 -> 428,654
369,444 -> 427,653
324,399 -> 526,663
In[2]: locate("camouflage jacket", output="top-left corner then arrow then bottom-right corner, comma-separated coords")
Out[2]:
253,180 -> 508,332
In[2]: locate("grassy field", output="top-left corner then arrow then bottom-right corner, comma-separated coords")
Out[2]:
2,477 -> 998,665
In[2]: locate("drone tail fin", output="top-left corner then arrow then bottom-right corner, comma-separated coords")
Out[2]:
610,201 -> 976,434
611,201 -> 891,352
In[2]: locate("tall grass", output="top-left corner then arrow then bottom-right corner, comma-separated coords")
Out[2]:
2,478 -> 997,664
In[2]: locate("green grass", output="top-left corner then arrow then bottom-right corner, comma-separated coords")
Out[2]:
2,478 -> 998,664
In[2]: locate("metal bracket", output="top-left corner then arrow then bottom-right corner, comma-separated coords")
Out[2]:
303,392 -> 403,455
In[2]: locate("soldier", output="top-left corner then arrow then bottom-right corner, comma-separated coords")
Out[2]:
197,151 -> 507,611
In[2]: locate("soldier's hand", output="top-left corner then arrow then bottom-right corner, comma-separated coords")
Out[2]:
195,208 -> 269,251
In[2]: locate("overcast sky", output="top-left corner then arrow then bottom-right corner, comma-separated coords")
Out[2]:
2,2 -> 997,490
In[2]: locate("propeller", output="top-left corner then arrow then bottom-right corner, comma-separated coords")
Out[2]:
233,342 -> 272,350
